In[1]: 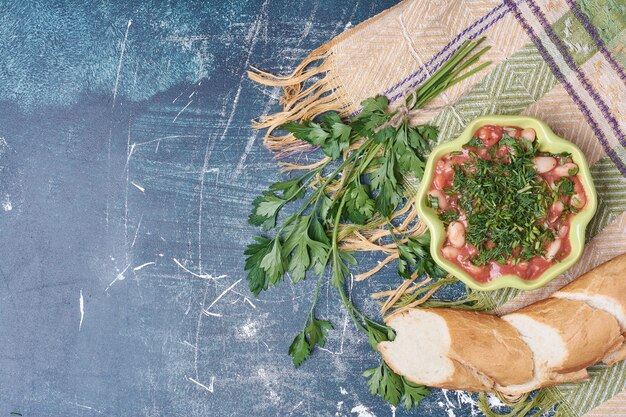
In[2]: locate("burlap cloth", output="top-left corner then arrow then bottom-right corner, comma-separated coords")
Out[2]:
251,0 -> 626,415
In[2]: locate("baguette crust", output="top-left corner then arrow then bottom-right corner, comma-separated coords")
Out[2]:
430,309 -> 534,387
507,298 -> 623,374
379,308 -> 534,392
377,253 -> 626,396
554,253 -> 626,328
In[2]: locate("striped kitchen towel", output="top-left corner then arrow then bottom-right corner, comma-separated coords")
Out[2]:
250,0 -> 626,416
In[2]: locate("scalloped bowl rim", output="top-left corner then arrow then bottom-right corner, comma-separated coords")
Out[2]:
415,115 -> 597,291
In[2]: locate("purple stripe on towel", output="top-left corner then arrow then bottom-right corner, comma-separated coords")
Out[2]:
525,0 -> 626,148
504,0 -> 626,176
565,0 -> 626,86
388,3 -> 512,104
383,2 -> 508,98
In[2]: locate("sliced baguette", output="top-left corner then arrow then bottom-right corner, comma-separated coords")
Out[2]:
378,254 -> 626,396
553,253 -> 626,364
501,298 -> 623,396
378,308 -> 534,392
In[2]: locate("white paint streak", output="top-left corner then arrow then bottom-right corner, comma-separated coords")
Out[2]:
133,134 -> 201,147
205,279 -> 242,312
244,297 -> 256,309
288,401 -> 304,416
237,319 -> 259,338
350,404 -> 376,417
133,262 -> 155,272
73,402 -> 103,413
233,89 -> 278,178
193,283 -> 211,378
112,19 -> 132,107
79,289 -> 84,331
131,213 -> 143,248
173,99 -> 193,122
122,142 -> 136,176
2,195 -> 12,211
105,263 -> 130,292
173,258 -> 226,281
202,310 -> 222,317
131,181 -> 145,192
188,376 -> 214,393
220,0 -> 268,146
182,340 -> 196,349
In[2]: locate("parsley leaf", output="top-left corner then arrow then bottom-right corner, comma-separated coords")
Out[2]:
402,379 -> 430,410
244,236 -> 275,296
249,177 -> 305,230
259,237 -> 286,285
306,317 -> 333,348
270,177 -> 306,201
248,192 -> 285,230
397,234 -> 448,280
363,362 -> 429,410
344,181 -> 375,224
288,331 -> 310,368
371,151 -> 403,217
282,114 -> 353,160
351,96 -> 393,137
363,362 -> 404,406
289,316 -> 334,368
281,215 -> 331,283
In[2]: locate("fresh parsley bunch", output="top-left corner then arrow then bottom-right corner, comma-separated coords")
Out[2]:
245,38 -> 490,410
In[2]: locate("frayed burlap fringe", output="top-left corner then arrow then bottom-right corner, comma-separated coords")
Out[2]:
248,44 -> 355,158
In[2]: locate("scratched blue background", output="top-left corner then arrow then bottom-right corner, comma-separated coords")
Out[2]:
0,1 -> 505,416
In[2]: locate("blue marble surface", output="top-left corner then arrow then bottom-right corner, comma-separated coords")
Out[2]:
0,1 -> 493,416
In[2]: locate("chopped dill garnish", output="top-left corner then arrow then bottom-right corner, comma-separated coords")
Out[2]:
444,137 -> 558,266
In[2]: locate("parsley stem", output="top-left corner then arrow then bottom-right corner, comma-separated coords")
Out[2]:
308,274 -> 324,321
307,138 -> 375,217
330,195 -> 369,333
337,282 -> 368,334
275,146 -> 366,234
357,142 -> 384,175
384,218 -> 403,245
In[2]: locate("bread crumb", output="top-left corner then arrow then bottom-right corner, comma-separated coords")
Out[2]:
616,44 -> 624,53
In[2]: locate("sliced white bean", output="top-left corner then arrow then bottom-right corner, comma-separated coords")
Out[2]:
532,156 -> 557,174
441,245 -> 460,260
521,128 -> 536,142
465,263 -> 485,275
428,190 -> 448,210
553,162 -> 578,177
549,201 -> 564,223
433,173 -> 447,189
558,225 -> 569,239
545,239 -> 562,261
447,221 -> 466,248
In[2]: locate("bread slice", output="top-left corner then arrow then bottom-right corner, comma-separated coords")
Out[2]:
378,308 -> 534,392
553,253 -> 626,364
501,298 -> 623,396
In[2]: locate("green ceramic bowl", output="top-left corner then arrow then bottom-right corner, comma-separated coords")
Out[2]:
416,115 -> 597,291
